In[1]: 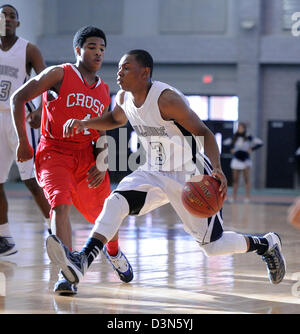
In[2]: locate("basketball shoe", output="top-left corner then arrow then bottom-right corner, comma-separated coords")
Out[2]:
102,246 -> 134,283
260,232 -> 286,284
53,271 -> 78,295
0,236 -> 17,256
46,235 -> 87,284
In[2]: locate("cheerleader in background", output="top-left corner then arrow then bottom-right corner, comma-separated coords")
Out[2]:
224,122 -> 263,203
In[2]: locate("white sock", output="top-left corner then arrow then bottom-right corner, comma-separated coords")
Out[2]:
0,223 -> 12,238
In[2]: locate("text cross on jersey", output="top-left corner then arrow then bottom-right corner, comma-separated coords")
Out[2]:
66,93 -> 105,116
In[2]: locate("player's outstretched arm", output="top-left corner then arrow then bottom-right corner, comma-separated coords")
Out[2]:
63,91 -> 128,137
10,66 -> 64,162
158,89 -> 227,198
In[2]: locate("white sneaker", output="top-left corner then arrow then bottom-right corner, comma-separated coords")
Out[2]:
261,232 -> 286,284
103,247 -> 134,283
46,235 -> 87,284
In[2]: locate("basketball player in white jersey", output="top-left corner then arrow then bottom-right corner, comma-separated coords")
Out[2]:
46,49 -> 286,288
0,4 -> 50,256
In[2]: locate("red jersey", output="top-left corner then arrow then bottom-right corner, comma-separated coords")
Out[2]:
41,63 -> 110,146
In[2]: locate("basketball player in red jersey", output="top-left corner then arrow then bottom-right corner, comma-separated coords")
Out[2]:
11,26 -> 133,295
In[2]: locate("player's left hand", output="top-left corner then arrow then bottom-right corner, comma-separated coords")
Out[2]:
87,165 -> 106,188
212,167 -> 227,199
26,107 -> 42,129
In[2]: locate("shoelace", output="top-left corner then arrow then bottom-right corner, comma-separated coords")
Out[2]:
70,251 -> 87,270
110,254 -> 129,271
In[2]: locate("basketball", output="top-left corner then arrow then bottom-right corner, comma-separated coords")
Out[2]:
181,175 -> 224,218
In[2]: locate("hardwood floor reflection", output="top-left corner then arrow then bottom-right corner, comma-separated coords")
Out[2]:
1,185 -> 300,314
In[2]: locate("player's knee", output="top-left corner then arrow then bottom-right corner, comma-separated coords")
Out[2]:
199,231 -> 248,257
114,190 -> 147,215
52,204 -> 71,220
93,192 -> 130,241
101,192 -> 130,218
200,240 -> 222,257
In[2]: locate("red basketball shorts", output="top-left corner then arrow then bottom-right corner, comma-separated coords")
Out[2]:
35,141 -> 111,224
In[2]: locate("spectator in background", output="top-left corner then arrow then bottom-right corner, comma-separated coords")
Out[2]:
223,122 -> 263,203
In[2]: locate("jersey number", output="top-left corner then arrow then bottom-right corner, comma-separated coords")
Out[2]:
0,80 -> 11,101
150,142 -> 166,166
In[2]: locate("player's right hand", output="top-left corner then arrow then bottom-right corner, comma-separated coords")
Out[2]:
16,142 -> 34,162
63,119 -> 85,137
211,167 -> 227,199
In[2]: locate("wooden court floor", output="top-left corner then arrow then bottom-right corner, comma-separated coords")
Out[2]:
1,183 -> 300,314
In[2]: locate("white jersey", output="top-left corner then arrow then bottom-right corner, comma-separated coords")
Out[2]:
0,37 -> 38,183
113,81 -> 222,244
118,80 -> 209,174
0,37 -> 28,112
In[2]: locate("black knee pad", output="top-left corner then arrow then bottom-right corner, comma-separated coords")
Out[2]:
114,190 -> 147,215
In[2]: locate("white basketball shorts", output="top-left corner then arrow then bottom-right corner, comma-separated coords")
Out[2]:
0,110 -> 39,183
114,168 -> 224,244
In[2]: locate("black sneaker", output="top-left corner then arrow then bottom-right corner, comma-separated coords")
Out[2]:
54,271 -> 78,295
261,232 -> 286,284
0,236 -> 17,256
46,235 -> 87,284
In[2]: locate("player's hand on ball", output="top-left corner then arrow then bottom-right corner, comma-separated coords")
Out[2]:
211,167 -> 227,199
63,119 -> 85,137
87,165 -> 105,188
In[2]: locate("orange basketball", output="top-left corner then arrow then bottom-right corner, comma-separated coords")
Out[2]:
181,175 -> 224,218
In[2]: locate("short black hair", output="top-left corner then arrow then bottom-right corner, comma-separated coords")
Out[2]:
73,26 -> 107,52
0,4 -> 19,19
127,49 -> 154,78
